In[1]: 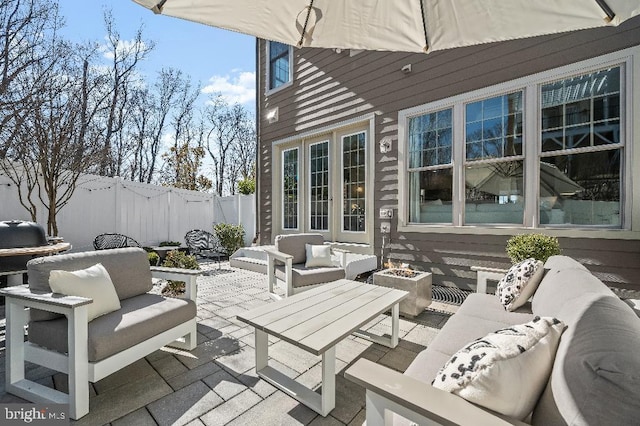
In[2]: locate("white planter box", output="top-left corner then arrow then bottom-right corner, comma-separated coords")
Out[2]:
373,269 -> 432,318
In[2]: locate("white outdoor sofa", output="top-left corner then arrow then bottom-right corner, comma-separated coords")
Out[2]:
345,255 -> 640,425
0,247 -> 200,420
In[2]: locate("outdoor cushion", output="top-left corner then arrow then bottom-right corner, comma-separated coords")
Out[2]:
543,255 -> 588,272
532,294 -> 640,425
28,293 -> 196,362
532,267 -> 614,318
49,263 -> 121,322
496,258 -> 544,311
275,233 -> 325,265
305,244 -> 333,268
274,263 -> 345,288
433,317 -> 565,420
28,248 -> 153,321
456,293 -> 534,323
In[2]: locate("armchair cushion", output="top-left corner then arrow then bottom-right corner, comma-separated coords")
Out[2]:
275,264 -> 345,288
275,233 -> 325,264
49,263 -> 121,322
305,244 -> 333,268
28,294 -> 196,362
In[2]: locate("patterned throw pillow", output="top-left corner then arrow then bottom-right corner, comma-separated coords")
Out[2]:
497,258 -> 544,311
432,317 -> 565,420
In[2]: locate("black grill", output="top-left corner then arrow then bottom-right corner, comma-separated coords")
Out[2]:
0,220 -> 48,283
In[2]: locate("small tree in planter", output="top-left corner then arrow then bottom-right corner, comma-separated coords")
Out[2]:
506,233 -> 561,264
161,250 -> 200,296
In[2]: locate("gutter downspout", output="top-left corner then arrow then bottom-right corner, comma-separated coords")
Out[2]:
255,37 -> 261,244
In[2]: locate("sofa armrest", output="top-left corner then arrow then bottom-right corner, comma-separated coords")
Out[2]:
263,247 -> 293,298
150,267 -> 200,301
0,284 -> 92,315
331,248 -> 349,268
471,266 -> 508,294
345,359 -> 528,426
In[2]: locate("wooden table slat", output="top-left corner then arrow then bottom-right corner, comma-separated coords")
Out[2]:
237,280 -> 356,322
264,284 -> 386,336
299,288 -> 408,354
0,242 -> 71,257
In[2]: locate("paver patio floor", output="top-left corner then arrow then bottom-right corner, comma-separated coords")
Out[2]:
0,262 -> 456,426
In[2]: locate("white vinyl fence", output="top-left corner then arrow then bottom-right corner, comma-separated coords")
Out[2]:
0,173 -> 217,252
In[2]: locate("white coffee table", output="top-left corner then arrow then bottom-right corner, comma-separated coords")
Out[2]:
236,279 -> 408,416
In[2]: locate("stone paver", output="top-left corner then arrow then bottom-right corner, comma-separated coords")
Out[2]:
0,262 -> 451,425
147,381 -> 224,426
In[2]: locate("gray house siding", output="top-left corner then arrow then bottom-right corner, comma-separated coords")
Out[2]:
258,18 -> 640,291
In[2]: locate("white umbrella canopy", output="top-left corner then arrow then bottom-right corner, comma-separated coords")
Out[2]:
132,0 -> 640,53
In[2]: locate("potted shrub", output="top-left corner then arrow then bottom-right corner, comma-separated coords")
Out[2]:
214,223 -> 245,256
373,262 -> 432,318
161,250 -> 200,296
506,233 -> 561,264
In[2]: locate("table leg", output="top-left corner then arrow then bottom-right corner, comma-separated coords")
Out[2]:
352,302 -> 401,349
390,302 -> 400,348
255,329 -> 268,371
321,346 -> 336,416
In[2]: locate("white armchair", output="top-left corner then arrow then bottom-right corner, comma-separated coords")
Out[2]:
265,233 -> 349,299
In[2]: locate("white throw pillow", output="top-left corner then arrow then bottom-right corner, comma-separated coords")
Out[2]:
305,244 -> 333,268
432,316 -> 565,420
497,258 -> 544,311
49,263 -> 121,322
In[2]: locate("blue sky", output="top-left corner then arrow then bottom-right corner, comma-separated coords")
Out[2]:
58,1 -> 257,110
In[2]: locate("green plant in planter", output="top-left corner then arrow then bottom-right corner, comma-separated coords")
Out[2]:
161,250 -> 200,296
506,233 -> 561,264
148,251 -> 160,266
214,223 -> 245,256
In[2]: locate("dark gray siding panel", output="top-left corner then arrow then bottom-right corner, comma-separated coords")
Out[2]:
258,18 -> 640,290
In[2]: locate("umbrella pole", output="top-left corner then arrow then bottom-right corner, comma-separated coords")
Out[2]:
595,0 -> 616,22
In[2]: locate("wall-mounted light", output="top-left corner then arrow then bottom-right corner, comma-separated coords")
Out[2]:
401,64 -> 412,74
266,107 -> 279,124
379,139 -> 392,153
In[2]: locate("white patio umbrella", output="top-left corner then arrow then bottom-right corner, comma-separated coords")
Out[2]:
132,0 -> 640,53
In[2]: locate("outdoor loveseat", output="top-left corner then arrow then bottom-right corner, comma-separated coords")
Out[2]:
346,255 -> 640,425
1,247 -> 200,420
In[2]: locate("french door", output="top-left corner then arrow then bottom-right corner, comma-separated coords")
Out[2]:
279,128 -> 369,244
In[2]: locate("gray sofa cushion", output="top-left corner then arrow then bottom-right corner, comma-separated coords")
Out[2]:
275,233 -> 325,265
28,293 -> 196,362
456,292 -> 534,322
543,255 -> 589,272
28,248 -> 153,321
532,268 -> 614,318
532,294 -> 640,425
275,263 -> 345,288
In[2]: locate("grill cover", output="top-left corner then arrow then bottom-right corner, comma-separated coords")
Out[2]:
0,220 -> 48,272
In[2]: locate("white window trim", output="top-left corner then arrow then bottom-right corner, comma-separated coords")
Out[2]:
281,147 -> 299,231
265,41 -> 294,96
398,46 -> 638,239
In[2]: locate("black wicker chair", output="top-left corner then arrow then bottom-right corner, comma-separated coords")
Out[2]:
93,233 -> 141,250
184,230 -> 223,268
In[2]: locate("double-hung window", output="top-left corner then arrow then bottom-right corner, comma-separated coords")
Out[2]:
407,109 -> 453,224
267,41 -> 292,92
464,91 -> 525,225
401,58 -> 626,230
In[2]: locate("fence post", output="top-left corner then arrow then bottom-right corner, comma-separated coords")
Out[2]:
114,177 -> 122,233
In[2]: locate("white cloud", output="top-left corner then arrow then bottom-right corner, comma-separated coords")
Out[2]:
100,38 -> 148,60
202,71 -> 255,106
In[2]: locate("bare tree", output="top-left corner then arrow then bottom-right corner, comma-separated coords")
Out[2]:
98,9 -> 153,176
0,0 -> 62,157
203,94 -> 255,196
